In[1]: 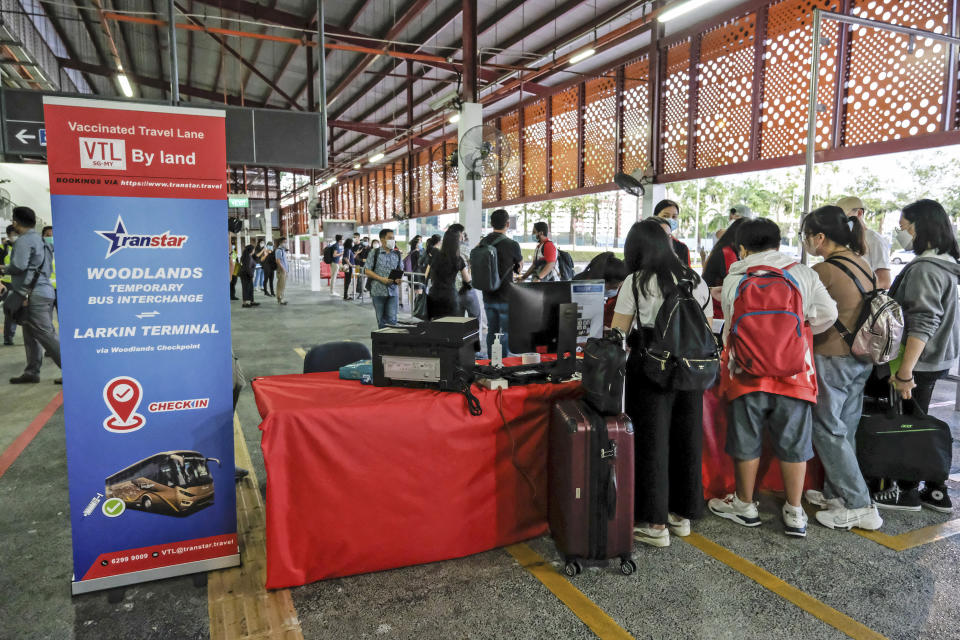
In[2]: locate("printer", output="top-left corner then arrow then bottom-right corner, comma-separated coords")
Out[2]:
372,317 -> 480,391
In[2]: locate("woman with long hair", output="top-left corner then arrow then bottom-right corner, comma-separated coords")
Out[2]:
799,206 -> 883,531
876,199 -> 960,513
341,238 -> 356,300
702,217 -> 748,319
424,228 -> 471,319
611,219 -> 712,547
239,244 -> 259,308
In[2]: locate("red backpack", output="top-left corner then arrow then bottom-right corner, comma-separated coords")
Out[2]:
729,265 -> 806,377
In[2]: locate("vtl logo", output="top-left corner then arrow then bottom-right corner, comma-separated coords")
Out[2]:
79,137 -> 126,170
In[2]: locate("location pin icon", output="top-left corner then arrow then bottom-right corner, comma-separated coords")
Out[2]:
103,377 -> 145,432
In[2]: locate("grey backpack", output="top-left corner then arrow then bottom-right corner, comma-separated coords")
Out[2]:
826,256 -> 903,365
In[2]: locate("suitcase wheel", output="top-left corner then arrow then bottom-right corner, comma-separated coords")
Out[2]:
619,558 -> 637,576
563,560 -> 583,577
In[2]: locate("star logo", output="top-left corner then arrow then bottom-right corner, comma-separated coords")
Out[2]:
94,216 -> 188,259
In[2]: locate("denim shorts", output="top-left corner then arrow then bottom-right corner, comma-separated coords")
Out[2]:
726,392 -> 814,463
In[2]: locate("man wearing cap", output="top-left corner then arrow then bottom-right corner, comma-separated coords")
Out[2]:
837,196 -> 891,289
729,204 -> 754,221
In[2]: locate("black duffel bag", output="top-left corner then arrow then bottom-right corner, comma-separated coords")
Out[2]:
581,329 -> 626,416
856,390 -> 954,483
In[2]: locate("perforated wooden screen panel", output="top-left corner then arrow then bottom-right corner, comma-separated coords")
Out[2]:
551,86 -> 581,192
695,13 -> 757,169
430,145 -> 445,211
622,57 -> 650,176
760,0 -> 841,159
583,76 -> 617,187
500,112 -> 521,201
393,162 -> 406,216
523,101 -> 547,196
842,0 -> 950,146
662,40 -> 692,174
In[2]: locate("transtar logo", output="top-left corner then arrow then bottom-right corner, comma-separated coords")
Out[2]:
95,216 -> 188,259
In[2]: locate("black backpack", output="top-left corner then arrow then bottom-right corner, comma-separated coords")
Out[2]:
323,244 -> 335,264
634,275 -> 719,391
557,249 -> 575,280
582,330 -> 626,415
470,235 -> 506,292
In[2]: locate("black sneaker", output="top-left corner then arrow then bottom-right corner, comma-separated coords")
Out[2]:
919,485 -> 953,513
873,482 -> 921,511
9,374 -> 40,384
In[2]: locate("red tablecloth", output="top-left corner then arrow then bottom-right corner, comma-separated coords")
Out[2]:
701,386 -> 823,498
253,372 -> 579,588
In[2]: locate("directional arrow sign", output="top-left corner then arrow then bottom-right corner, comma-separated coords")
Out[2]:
15,129 -> 36,144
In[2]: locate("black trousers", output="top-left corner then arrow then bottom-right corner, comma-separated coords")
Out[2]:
263,268 -> 275,295
240,275 -> 254,302
899,368 -> 949,490
230,275 -> 238,299
342,266 -> 353,299
626,365 -> 705,524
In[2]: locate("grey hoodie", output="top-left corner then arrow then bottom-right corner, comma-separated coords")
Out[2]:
890,250 -> 960,372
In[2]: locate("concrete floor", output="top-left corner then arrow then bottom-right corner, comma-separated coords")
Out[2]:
2,278 -> 960,639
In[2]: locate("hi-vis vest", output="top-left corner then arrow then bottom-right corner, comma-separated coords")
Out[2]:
1,247 -> 11,284
49,254 -> 56,289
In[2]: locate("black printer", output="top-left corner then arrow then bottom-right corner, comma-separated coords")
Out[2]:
372,317 -> 480,391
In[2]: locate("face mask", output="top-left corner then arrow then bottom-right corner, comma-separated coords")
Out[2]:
372,243 -> 380,250
44,237 -> 53,246
666,217 -> 678,232
803,236 -> 820,257
266,244 -> 273,249
386,239 -> 396,250
896,228 -> 914,251
605,288 -> 619,299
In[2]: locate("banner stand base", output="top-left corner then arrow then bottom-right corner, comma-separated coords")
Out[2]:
71,554 -> 241,596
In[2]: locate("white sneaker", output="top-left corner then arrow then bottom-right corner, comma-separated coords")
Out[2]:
805,490 -> 843,510
634,524 -> 670,547
782,503 -> 808,538
708,494 -> 761,527
815,506 -> 883,531
667,513 -> 691,537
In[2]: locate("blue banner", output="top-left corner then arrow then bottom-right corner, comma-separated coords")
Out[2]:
44,98 -> 238,594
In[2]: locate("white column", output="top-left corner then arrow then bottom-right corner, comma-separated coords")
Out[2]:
308,185 -> 323,291
641,183 -> 666,221
457,102 -> 483,245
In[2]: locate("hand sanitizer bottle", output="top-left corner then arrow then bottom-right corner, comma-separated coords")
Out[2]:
492,333 -> 504,368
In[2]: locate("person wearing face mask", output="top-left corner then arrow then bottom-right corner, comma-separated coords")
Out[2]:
262,241 -> 276,297
274,237 -> 289,305
799,207 -> 883,531
837,196 -> 891,290
2,224 -> 20,346
364,229 -> 403,328
872,199 -> 960,513
654,199 -> 691,266
521,221 -> 559,282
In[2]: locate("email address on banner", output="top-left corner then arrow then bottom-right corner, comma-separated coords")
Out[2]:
119,179 -> 222,190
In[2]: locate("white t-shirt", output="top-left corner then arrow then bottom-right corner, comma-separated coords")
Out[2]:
864,228 -> 890,272
614,272 -> 713,330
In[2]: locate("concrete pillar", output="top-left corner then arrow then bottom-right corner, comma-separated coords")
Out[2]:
458,102 -> 483,246
308,185 -> 322,291
641,182 -> 666,221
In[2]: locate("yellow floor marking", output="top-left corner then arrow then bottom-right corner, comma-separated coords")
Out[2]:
207,414 -> 304,640
505,543 -> 635,640
854,518 -> 960,552
293,347 -> 306,359
683,533 -> 887,640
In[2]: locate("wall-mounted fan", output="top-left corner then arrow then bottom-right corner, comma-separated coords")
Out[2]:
308,197 -> 323,220
458,125 -> 512,200
614,168 -> 651,212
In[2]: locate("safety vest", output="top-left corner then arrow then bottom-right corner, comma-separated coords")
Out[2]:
1,246 -> 11,284
49,254 -> 56,289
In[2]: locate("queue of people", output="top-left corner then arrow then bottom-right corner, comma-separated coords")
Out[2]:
611,196 -> 958,549
232,236 -> 290,307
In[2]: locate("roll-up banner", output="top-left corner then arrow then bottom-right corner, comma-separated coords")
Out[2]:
43,97 -> 239,595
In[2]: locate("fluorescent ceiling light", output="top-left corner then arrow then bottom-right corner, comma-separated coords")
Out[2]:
368,153 -> 385,163
659,0 -> 714,22
353,163 -> 361,169
116,74 -> 134,98
449,113 -> 460,124
568,48 -> 595,65
429,90 -> 459,111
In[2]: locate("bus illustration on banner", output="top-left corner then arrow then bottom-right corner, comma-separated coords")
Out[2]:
105,451 -> 221,516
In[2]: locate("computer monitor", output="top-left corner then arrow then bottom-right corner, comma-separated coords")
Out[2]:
507,280 -> 604,354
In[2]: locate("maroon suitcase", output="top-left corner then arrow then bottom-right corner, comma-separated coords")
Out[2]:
548,399 -> 636,576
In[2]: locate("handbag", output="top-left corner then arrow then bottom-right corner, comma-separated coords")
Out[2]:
2,245 -> 48,324
856,389 -> 953,482
413,290 -> 428,320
